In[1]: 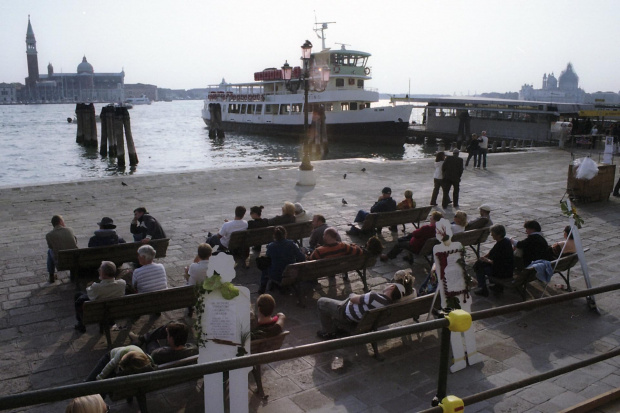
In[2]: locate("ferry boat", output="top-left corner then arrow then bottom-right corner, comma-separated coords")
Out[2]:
125,95 -> 151,105
201,24 -> 413,143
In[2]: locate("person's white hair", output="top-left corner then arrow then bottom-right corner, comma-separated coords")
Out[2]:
137,245 -> 156,261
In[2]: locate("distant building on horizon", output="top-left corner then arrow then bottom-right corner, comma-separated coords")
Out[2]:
519,63 -> 586,103
22,16 -> 125,103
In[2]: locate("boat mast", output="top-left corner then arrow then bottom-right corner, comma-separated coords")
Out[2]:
314,20 -> 336,50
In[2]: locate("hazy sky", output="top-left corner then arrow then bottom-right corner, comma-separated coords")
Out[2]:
2,0 -> 619,95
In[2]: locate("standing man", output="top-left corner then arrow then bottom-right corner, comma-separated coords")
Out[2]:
46,215 -> 78,283
130,207 -> 166,243
442,149 -> 464,209
478,131 -> 489,169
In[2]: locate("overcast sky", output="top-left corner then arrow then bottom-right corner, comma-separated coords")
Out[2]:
2,0 -> 619,95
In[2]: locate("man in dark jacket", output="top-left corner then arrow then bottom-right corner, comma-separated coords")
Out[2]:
88,217 -> 126,247
130,207 -> 166,243
346,187 -> 397,236
442,149 -> 464,209
512,220 -> 552,270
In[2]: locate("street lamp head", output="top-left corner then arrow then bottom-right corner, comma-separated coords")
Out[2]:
319,67 -> 331,83
301,40 -> 313,60
281,61 -> 292,81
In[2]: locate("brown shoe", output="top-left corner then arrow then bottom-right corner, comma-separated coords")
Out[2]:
380,254 -> 389,262
48,273 -> 57,283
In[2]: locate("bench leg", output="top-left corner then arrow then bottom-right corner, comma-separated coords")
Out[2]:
102,323 -> 112,348
371,342 -> 384,361
252,365 -> 268,399
136,393 -> 148,413
292,283 -> 306,308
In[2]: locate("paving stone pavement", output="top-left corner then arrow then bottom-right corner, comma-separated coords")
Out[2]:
1,148 -> 620,413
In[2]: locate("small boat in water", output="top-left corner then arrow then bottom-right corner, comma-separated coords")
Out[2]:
201,23 -> 412,143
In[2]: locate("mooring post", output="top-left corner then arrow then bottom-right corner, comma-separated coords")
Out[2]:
75,103 -> 84,143
114,107 -> 126,167
122,107 -> 139,166
99,106 -> 110,157
84,103 -> 98,147
107,107 -> 117,157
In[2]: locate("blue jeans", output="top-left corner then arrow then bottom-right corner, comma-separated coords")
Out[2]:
47,249 -> 56,275
354,210 -> 369,223
478,148 -> 488,168
475,261 -> 493,291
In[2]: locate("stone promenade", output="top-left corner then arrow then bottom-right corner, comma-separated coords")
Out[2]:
1,148 -> 620,413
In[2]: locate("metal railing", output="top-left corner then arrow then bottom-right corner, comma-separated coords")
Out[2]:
1,284 -> 618,412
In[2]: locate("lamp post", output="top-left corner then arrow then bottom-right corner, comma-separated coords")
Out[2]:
282,40 -> 330,185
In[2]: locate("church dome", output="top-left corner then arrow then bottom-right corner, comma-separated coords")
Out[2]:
559,63 -> 578,90
77,56 -> 94,74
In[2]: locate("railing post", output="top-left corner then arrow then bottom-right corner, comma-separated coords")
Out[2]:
432,309 -> 452,407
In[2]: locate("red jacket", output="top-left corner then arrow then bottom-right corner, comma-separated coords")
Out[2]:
409,224 -> 436,254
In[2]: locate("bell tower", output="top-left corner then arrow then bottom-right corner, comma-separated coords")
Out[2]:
25,15 -> 39,88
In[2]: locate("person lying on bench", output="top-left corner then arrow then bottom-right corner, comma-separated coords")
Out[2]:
128,321 -> 198,365
309,228 -> 362,260
473,224 -> 514,297
86,346 -> 155,381
346,187 -> 396,236
250,294 -> 286,340
316,273 -> 414,340
74,261 -> 126,333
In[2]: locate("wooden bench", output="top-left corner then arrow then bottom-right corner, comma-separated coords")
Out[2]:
82,285 -> 197,348
227,221 -> 313,252
109,331 -> 290,411
360,206 -> 433,233
336,294 -> 438,359
281,254 -> 377,306
489,253 -> 581,301
409,227 -> 491,270
57,238 -> 170,280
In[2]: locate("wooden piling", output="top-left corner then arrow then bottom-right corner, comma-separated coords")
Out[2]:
75,104 -> 84,144
99,106 -> 111,157
121,107 -> 139,166
86,103 -> 98,147
114,107 -> 126,167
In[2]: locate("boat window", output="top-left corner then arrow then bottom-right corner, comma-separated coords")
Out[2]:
265,104 -> 276,114
280,104 -> 290,115
240,104 -> 247,114
255,104 -> 263,114
247,105 -> 254,114
335,79 -> 345,87
228,104 -> 240,114
292,103 -> 303,113
357,80 -> 364,88
324,103 -> 333,111
341,103 -> 350,111
350,102 -> 358,110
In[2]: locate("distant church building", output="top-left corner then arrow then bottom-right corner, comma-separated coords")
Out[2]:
519,63 -> 586,103
23,16 -> 125,103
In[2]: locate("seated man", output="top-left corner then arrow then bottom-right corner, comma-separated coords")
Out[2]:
309,227 -> 362,260
207,205 -> 248,251
316,275 -> 413,340
346,187 -> 397,236
250,294 -> 286,340
511,220 -> 552,270
46,214 -> 78,283
473,224 -> 514,297
88,217 -> 126,247
74,261 -> 126,333
381,211 -> 443,263
129,321 -> 198,365
465,204 -> 493,230
132,245 -> 168,293
130,207 -> 166,243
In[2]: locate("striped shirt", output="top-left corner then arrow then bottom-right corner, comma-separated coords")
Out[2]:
132,263 -> 168,293
309,242 -> 363,260
345,292 -> 392,322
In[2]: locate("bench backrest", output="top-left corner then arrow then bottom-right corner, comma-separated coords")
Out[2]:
281,254 -> 376,285
228,221 -> 313,250
452,228 -> 490,247
56,238 -> 170,271
360,206 -> 433,231
553,253 -> 579,272
82,285 -> 196,324
250,330 -> 290,354
465,218 -> 490,231
354,293 -> 437,334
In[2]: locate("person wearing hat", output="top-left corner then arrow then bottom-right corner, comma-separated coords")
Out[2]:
346,187 -> 397,236
316,280 -> 412,340
465,204 -> 493,230
442,149 -> 464,209
88,217 -> 126,248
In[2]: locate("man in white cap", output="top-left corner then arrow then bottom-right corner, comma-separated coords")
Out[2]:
294,202 -> 310,222
465,204 -> 493,230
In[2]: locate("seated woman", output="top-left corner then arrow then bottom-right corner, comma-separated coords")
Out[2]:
451,210 -> 467,234
250,293 -> 286,339
550,225 -> 577,258
247,205 -> 269,229
390,189 -> 417,232
259,226 -> 305,294
474,224 -> 514,297
268,202 -> 296,226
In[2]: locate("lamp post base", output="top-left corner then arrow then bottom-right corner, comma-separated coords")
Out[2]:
297,169 -> 316,186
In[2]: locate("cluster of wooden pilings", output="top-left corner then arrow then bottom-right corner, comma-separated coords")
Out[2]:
75,103 -> 98,146
74,104 -> 138,167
